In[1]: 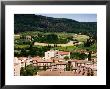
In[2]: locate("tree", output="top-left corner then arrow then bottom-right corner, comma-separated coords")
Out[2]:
87,70 -> 91,76
45,34 -> 58,44
79,53 -> 87,60
64,56 -> 69,60
54,44 -> 57,47
37,33 -> 43,37
70,52 -> 80,59
20,35 -> 26,39
66,61 -> 71,71
88,51 -> 92,61
43,65 -> 47,71
20,48 -> 27,57
70,52 -> 87,60
20,64 -> 38,76
91,70 -> 94,76
29,40 -> 35,49
20,67 -> 27,76
67,36 -> 73,41
87,72 -> 91,76
84,38 -> 96,47
29,48 -> 37,57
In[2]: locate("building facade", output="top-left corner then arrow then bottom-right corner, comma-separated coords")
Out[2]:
14,63 -> 20,76
45,50 -> 70,59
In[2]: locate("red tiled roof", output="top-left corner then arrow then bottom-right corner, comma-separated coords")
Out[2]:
37,59 -> 53,63
55,61 -> 66,65
32,56 -> 42,61
51,58 -> 64,61
58,51 -> 70,55
70,60 -> 92,64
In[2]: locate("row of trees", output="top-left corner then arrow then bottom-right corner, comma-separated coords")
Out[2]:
32,33 -> 71,44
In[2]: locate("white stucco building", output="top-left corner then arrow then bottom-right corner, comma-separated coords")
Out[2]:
18,57 -> 32,67
45,50 -> 70,60
14,63 -> 20,76
14,57 -> 33,76
14,57 -> 21,64
14,57 -> 20,76
57,51 -> 70,59
45,50 -> 57,60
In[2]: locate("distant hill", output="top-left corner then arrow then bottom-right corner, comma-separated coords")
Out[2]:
14,14 -> 97,36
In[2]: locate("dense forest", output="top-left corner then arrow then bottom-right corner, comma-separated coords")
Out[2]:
14,14 -> 97,36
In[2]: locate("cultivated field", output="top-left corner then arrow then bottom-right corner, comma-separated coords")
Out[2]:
73,34 -> 89,42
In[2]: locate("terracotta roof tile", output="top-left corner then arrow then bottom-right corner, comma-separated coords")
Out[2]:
32,56 -> 42,61
55,61 -> 66,65
58,51 -> 70,55
37,59 -> 53,63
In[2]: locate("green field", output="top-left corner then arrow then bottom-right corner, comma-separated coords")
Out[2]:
73,35 -> 89,42
14,44 -> 30,49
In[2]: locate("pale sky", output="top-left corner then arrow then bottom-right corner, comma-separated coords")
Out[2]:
35,14 -> 97,22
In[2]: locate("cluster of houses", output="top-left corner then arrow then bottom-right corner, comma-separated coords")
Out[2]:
14,50 -> 97,76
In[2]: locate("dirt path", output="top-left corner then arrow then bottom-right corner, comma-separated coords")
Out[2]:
34,41 -> 83,47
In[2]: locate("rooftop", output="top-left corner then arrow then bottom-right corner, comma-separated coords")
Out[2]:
37,59 -> 53,63
58,51 -> 70,55
32,56 -> 42,61
70,60 -> 93,64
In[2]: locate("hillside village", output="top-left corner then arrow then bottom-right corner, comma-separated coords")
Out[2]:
14,14 -> 97,76
14,49 -> 97,76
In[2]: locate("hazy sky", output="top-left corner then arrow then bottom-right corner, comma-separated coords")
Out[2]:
36,14 -> 97,22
